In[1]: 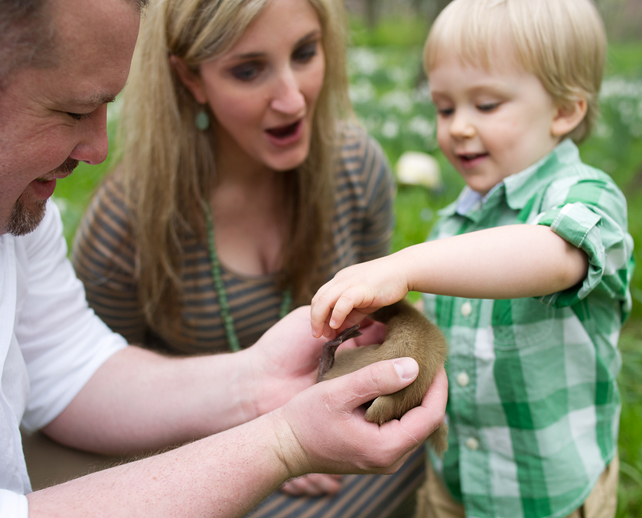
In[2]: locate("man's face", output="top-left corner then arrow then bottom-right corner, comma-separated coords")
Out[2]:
0,0 -> 140,235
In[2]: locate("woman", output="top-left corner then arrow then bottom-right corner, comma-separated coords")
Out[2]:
73,0 -> 393,356
70,0 -> 423,515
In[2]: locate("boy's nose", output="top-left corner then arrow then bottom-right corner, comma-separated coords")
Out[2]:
449,111 -> 476,139
270,69 -> 306,116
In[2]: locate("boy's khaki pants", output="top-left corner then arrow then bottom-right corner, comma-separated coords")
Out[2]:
416,456 -> 619,518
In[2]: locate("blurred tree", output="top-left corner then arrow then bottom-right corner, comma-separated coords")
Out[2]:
594,0 -> 642,42
346,0 -> 453,28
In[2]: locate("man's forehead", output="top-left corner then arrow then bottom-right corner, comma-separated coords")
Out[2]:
46,0 -> 140,100
62,93 -> 118,109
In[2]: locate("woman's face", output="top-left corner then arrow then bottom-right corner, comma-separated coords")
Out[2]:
193,0 -> 325,174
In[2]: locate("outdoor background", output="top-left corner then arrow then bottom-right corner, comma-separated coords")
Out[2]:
53,1 -> 642,515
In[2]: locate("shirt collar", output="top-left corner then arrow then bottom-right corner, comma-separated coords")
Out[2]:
441,139 -> 580,218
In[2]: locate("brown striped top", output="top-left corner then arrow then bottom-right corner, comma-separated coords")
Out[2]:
71,124 -> 394,355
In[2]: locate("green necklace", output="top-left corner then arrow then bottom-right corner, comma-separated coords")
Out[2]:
204,205 -> 292,352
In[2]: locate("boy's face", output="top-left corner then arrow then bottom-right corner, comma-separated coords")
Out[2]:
429,53 -> 561,195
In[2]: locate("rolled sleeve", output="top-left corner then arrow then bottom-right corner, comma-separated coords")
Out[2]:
534,179 -> 634,311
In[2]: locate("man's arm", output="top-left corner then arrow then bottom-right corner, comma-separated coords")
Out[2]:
311,224 -> 588,336
28,359 -> 448,518
41,306 -> 363,455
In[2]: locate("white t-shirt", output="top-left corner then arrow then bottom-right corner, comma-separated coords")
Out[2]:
0,201 -> 127,517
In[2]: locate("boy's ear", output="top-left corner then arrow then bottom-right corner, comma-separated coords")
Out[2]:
169,55 -> 208,105
551,98 -> 587,137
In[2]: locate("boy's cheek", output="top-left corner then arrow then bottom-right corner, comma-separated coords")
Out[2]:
435,130 -> 454,161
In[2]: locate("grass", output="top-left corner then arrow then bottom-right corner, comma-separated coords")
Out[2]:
53,18 -> 642,517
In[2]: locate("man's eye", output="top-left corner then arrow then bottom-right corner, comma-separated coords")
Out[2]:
67,112 -> 92,122
230,62 -> 263,82
293,41 -> 317,63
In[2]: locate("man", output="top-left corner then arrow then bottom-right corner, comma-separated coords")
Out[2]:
0,0 -> 448,516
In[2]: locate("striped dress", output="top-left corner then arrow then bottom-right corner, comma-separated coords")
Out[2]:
69,123 -> 425,517
73,124 -> 394,354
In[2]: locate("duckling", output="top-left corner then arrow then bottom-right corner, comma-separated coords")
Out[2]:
318,299 -> 448,455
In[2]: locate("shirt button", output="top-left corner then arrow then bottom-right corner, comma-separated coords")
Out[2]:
460,301 -> 472,317
465,437 -> 479,451
457,372 -> 470,387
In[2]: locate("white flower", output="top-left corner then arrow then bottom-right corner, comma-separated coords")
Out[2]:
408,116 -> 434,139
349,80 -> 376,104
348,47 -> 380,75
395,151 -> 442,190
381,120 -> 399,138
381,90 -> 413,113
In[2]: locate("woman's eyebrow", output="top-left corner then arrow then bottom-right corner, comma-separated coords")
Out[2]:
226,30 -> 322,62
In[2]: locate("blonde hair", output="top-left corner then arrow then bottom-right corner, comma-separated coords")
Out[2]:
424,0 -> 606,142
117,0 -> 352,329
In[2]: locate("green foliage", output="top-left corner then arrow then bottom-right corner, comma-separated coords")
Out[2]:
349,15 -> 430,48
606,43 -> 642,78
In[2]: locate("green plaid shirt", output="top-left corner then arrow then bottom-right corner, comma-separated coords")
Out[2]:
423,139 -> 634,518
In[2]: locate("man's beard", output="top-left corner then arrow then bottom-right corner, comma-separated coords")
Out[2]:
6,193 -> 47,236
6,157 -> 78,236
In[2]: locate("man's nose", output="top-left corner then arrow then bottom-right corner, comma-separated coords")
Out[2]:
69,104 -> 109,165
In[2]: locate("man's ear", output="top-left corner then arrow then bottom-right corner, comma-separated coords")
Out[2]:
551,98 -> 588,137
170,55 -> 208,104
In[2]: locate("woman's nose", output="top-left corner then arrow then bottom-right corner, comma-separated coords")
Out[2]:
270,69 -> 306,116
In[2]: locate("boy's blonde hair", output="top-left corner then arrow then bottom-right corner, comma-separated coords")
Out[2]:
424,0 -> 606,143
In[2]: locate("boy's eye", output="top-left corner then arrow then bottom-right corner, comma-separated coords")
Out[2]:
437,107 -> 454,117
477,102 -> 499,112
230,61 -> 264,82
293,41 -> 318,64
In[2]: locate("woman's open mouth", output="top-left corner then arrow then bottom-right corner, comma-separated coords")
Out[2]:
265,120 -> 303,146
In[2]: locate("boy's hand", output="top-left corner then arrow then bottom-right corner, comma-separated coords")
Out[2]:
310,256 -> 409,338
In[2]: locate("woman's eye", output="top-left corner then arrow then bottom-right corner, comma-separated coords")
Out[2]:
293,41 -> 317,63
230,61 -> 263,82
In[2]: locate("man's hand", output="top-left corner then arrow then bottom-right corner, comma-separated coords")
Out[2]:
280,473 -> 343,496
270,357 -> 448,479
245,307 -> 388,417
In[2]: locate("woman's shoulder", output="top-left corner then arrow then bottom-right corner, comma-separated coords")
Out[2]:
335,122 -> 391,180
78,166 -> 132,241
91,167 -> 127,208
336,122 -> 383,156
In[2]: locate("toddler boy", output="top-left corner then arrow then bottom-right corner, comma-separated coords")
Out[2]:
310,0 -> 634,516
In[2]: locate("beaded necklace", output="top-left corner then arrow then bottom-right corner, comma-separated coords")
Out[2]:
204,205 -> 292,352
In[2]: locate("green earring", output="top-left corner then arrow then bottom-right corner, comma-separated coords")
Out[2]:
195,109 -> 210,131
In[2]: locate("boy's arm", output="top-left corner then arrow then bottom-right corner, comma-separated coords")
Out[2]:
311,224 -> 588,337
